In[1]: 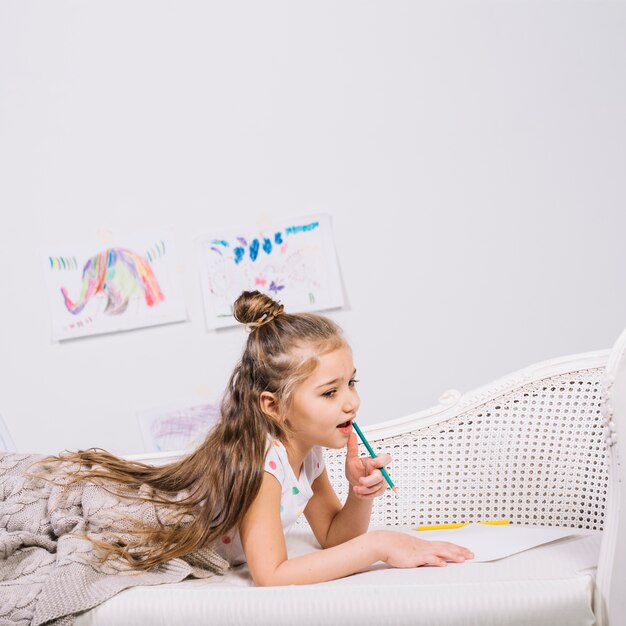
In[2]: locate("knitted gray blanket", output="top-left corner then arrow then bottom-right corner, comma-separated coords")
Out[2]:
0,453 -> 229,626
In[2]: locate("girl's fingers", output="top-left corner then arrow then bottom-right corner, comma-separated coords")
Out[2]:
421,548 -> 469,567
442,551 -> 466,562
429,542 -> 474,561
438,542 -> 475,560
352,481 -> 387,498
359,473 -> 382,488
346,432 -> 359,459
359,467 -> 390,488
363,453 -> 392,474
423,554 -> 447,567
356,478 -> 385,492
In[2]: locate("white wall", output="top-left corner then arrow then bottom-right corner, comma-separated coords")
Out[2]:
0,0 -> 625,456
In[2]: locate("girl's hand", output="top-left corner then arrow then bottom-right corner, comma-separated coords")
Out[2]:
345,431 -> 392,499
373,530 -> 474,568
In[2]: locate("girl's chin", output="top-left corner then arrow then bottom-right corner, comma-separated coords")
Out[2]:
324,428 -> 352,448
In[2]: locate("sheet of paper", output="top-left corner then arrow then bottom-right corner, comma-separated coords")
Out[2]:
197,213 -> 344,329
408,523 -> 581,562
0,412 -> 16,452
42,231 -> 188,340
137,400 -> 221,453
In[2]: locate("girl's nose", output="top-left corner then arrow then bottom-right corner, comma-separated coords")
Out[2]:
343,391 -> 360,413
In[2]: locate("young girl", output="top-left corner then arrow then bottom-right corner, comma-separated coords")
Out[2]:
39,290 -> 473,585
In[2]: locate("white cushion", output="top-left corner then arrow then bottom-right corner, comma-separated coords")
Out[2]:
75,527 -> 600,626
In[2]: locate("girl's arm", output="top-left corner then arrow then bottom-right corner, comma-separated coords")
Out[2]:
239,471 -> 473,586
304,432 -> 391,548
303,468 -> 373,547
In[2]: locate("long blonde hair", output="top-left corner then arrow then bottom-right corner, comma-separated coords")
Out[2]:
35,290 -> 345,570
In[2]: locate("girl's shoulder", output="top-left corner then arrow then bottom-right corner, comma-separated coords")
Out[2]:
263,438 -> 325,485
264,438 -> 288,483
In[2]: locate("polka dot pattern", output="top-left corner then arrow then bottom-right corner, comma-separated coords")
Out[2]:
213,441 -> 325,566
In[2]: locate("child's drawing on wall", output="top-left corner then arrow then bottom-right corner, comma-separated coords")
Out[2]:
137,402 -> 221,452
198,213 -> 343,329
61,247 -> 165,316
43,235 -> 187,340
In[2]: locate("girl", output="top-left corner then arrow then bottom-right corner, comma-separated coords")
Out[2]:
39,290 -> 473,585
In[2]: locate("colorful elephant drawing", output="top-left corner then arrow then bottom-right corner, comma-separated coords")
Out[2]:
61,247 -> 165,316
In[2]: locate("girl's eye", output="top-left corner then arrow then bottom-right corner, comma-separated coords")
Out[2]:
322,380 -> 359,398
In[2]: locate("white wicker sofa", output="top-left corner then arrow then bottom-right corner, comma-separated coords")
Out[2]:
76,328 -> 626,626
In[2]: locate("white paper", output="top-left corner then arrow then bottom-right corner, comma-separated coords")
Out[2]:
409,523 -> 580,562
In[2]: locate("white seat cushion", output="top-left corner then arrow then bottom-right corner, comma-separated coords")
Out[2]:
75,527 -> 600,626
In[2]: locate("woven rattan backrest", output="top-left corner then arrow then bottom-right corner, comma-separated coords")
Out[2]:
300,367 -> 608,531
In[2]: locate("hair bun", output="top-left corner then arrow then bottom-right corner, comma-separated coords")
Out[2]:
233,290 -> 285,329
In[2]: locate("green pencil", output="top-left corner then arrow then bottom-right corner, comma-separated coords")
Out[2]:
352,421 -> 397,493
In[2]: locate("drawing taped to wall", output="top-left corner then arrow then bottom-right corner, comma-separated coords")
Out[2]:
43,234 -> 188,340
137,402 -> 221,452
198,213 -> 344,329
0,413 -> 16,452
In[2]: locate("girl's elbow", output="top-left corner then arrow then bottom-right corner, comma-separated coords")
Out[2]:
251,568 -> 282,587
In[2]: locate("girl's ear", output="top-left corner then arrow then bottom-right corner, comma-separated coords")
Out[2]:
259,391 -> 281,422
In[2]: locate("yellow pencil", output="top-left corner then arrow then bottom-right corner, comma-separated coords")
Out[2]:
416,520 -> 511,531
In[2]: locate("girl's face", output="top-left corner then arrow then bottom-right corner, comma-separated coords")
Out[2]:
286,344 -> 360,449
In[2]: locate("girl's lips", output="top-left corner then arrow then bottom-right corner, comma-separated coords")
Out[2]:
337,419 -> 354,435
